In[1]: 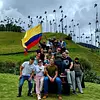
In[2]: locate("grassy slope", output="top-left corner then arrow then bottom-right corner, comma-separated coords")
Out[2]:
0,32 -> 38,54
0,73 -> 100,100
0,32 -> 100,75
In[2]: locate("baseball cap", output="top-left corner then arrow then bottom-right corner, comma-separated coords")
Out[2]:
65,50 -> 69,54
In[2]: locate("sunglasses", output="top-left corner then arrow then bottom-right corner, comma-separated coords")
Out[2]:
38,61 -> 42,63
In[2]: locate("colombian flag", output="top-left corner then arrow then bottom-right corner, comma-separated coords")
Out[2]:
22,24 -> 42,53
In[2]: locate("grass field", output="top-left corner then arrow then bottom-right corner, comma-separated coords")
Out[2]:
0,32 -> 100,75
0,73 -> 100,100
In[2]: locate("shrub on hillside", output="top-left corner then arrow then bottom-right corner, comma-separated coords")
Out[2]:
80,58 -> 92,71
79,58 -> 100,84
84,70 -> 97,82
84,70 -> 100,84
0,61 -> 15,74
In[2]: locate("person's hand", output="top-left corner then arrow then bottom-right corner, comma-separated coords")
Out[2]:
49,77 -> 53,82
28,77 -> 32,81
67,69 -> 70,71
65,69 -> 70,72
52,78 -> 55,82
61,73 -> 64,75
19,75 -> 22,80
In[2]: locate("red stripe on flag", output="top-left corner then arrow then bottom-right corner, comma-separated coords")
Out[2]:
27,37 -> 41,50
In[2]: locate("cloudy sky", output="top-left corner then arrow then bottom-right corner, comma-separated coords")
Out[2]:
0,0 -> 100,45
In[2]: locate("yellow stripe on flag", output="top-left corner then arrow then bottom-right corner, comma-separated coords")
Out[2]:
22,24 -> 42,48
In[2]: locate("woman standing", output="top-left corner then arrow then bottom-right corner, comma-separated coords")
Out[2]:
34,60 -> 45,100
73,57 -> 83,94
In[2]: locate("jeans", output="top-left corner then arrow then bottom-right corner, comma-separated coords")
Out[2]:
44,76 -> 62,95
18,76 -> 33,96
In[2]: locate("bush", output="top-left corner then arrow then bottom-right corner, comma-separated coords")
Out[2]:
80,58 -> 92,71
0,56 -> 34,75
79,58 -> 100,84
84,70 -> 100,84
84,70 -> 97,82
0,61 -> 15,74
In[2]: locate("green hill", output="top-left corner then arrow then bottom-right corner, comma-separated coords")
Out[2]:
0,32 -> 100,75
0,73 -> 100,100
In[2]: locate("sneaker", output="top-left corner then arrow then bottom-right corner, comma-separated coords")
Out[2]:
80,91 -> 83,94
73,91 -> 77,94
42,94 -> 48,99
58,96 -> 62,100
27,93 -> 33,97
37,94 -> 41,100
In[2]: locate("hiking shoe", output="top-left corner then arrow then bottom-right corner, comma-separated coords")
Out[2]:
42,94 -> 48,99
27,93 -> 33,97
58,96 -> 62,100
37,94 -> 41,100
73,91 -> 77,95
80,91 -> 83,94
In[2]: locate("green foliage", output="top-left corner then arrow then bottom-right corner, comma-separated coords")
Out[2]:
80,58 -> 92,71
0,61 -> 15,74
84,70 -> 100,84
0,23 -> 23,32
77,58 -> 100,84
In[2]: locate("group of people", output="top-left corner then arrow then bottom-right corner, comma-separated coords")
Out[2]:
17,38 -> 84,100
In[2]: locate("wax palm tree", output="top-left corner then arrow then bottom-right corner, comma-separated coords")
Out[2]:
53,19 -> 55,32
53,9 -> 57,32
30,18 -> 33,27
96,36 -> 99,46
39,16 -> 42,24
59,5 -> 63,33
59,6 -> 62,9
82,33 -> 85,43
88,22 -> 92,44
44,11 -> 48,32
85,36 -> 88,44
94,3 -> 99,46
77,36 -> 79,42
77,23 -> 80,42
49,20 -> 52,32
58,24 -> 60,33
64,15 -> 67,34
65,25 -> 67,34
28,16 -> 30,19
80,36 -> 83,42
36,16 -> 39,24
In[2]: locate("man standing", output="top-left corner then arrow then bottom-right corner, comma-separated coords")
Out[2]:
43,59 -> 62,100
17,56 -> 35,97
62,51 -> 76,94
